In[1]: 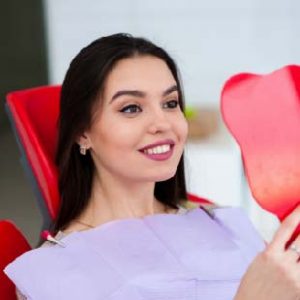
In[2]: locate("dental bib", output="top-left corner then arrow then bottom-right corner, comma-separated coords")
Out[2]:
5,207 -> 265,300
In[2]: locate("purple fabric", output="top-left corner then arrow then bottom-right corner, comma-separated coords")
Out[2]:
4,207 -> 266,300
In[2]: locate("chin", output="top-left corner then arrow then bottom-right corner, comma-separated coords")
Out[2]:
152,169 -> 177,182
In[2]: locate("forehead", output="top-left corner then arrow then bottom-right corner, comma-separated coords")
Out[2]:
103,56 -> 177,97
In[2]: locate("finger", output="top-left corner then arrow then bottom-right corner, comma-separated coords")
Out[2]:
269,204 -> 300,252
285,235 -> 300,263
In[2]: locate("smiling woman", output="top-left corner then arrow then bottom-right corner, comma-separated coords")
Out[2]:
53,35 -> 189,232
4,33 -> 300,300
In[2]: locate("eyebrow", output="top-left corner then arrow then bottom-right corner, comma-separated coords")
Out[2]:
110,84 -> 178,103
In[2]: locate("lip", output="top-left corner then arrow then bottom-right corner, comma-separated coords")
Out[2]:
138,139 -> 175,161
139,139 -> 175,151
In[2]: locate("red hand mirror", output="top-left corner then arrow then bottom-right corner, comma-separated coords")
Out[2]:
221,65 -> 300,243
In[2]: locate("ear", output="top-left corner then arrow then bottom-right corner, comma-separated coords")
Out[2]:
76,133 -> 91,149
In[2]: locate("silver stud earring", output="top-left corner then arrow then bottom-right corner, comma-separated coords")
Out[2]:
79,144 -> 88,155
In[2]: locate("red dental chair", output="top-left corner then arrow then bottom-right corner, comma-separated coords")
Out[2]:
5,86 -> 61,230
0,220 -> 31,300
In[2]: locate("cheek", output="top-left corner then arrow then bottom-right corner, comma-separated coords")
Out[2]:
174,116 -> 188,143
91,120 -> 142,154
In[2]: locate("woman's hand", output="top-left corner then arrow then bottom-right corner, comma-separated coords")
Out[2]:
234,204 -> 300,300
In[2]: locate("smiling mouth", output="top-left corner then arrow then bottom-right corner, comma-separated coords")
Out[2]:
138,140 -> 175,161
142,144 -> 171,155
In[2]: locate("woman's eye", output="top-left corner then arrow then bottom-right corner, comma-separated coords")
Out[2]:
163,100 -> 179,109
120,104 -> 142,114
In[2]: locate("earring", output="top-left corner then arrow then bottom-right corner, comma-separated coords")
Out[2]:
79,144 -> 88,155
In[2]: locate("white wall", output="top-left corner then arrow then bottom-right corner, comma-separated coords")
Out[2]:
44,0 -> 300,107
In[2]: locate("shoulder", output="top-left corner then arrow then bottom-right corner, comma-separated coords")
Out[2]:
204,205 -> 266,252
180,199 -> 221,217
5,243 -> 64,275
180,199 -> 218,209
180,199 -> 262,237
4,245 -> 64,299
4,232 -> 125,299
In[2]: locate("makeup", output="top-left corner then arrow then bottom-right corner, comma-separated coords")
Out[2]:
139,139 -> 175,161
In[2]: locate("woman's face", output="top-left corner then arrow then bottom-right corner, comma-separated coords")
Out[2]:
81,55 -> 188,183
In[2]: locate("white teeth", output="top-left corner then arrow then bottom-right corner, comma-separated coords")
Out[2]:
144,144 -> 171,155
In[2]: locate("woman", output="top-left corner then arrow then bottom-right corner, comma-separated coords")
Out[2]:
5,33 -> 300,299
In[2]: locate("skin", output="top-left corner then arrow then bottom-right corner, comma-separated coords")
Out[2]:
67,55 -> 188,231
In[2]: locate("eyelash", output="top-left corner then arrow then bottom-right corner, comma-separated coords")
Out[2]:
120,100 -> 179,114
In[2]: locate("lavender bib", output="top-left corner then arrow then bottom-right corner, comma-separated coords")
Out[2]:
5,207 -> 265,300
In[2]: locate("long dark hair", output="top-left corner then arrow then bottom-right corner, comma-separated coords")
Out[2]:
54,33 -> 188,231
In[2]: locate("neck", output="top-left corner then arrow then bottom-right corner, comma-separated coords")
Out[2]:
74,170 -> 170,228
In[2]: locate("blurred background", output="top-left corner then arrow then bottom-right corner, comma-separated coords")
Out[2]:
1,0 -> 299,246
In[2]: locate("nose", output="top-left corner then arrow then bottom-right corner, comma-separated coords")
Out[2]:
147,108 -> 172,134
